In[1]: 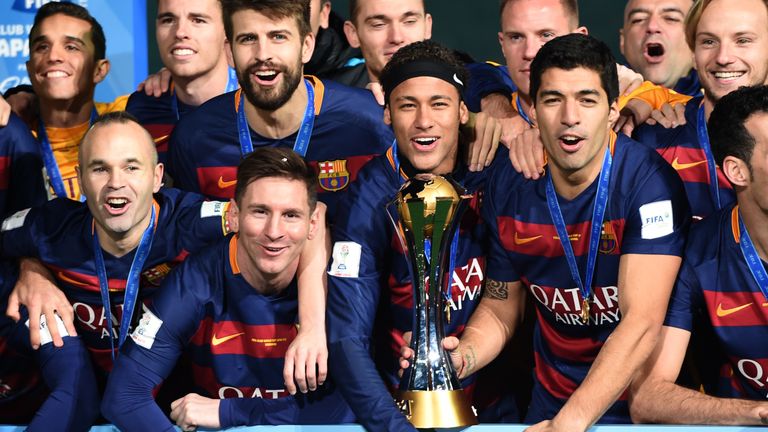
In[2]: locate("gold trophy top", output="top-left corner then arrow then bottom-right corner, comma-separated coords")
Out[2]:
396,175 -> 461,237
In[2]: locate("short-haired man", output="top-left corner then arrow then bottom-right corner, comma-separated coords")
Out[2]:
103,147 -> 353,431
630,85 -> 768,425
620,0 -> 699,96
168,0 -> 393,220
421,34 -> 689,430
327,40 -> 513,431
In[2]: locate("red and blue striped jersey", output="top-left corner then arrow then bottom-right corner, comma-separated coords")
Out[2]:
166,76 -> 393,220
0,188 -> 228,379
0,113 -> 47,218
484,133 -> 690,423
633,95 -> 735,219
111,236 -> 353,428
665,203 -> 768,400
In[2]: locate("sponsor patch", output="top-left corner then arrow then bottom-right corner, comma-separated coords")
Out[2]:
639,200 -> 674,240
26,313 -> 70,346
328,241 -> 361,278
1,208 -> 30,232
201,201 -> 228,218
131,308 -> 163,349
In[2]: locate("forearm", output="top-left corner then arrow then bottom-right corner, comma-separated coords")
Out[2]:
220,396 -> 299,427
552,315 -> 660,430
631,378 -> 768,425
297,209 -> 329,331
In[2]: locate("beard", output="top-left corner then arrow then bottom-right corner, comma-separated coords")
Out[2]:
238,59 -> 303,111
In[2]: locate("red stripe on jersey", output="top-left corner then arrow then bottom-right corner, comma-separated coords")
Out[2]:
144,124 -> 174,153
0,156 -> 9,189
189,318 -> 298,358
724,355 -> 768,396
703,289 -> 768,327
535,307 -> 604,363
497,218 -> 625,257
534,351 -> 577,400
656,146 -> 732,188
190,363 -> 290,400
48,265 -> 126,292
389,273 -> 413,308
197,166 -> 238,199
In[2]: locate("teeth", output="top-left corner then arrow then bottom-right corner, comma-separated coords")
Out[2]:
255,71 -> 277,77
414,137 -> 437,145
265,246 -> 282,252
107,198 -> 128,208
561,136 -> 580,143
45,71 -> 67,78
713,71 -> 745,79
172,48 -> 194,56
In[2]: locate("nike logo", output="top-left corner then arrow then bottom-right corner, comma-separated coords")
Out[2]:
716,302 -> 752,317
153,134 -> 170,143
671,158 -> 707,171
217,176 -> 237,189
514,232 -> 542,245
211,332 -> 244,346
57,272 -> 90,288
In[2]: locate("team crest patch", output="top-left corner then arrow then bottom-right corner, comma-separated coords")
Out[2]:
318,160 -> 350,192
599,222 -> 617,254
142,263 -> 173,286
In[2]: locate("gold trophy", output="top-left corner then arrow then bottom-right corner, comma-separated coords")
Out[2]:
387,174 -> 477,428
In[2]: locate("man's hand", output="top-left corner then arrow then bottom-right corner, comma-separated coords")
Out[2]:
6,258 -> 75,349
283,326 -> 328,395
616,98 -> 653,136
646,102 -> 687,129
367,82 -> 385,106
508,128 -> 545,180
617,64 -> 644,96
170,393 -> 221,431
399,334 -> 463,378
137,67 -> 173,97
464,112 -> 502,172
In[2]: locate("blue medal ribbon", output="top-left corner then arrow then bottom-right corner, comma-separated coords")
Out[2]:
545,144 -> 613,323
38,109 -> 98,201
237,78 -> 315,158
170,67 -> 241,120
696,104 -> 722,210
738,211 -> 768,301
93,206 -> 156,360
516,94 -> 533,126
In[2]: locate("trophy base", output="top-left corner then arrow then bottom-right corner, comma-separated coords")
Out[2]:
395,389 -> 477,429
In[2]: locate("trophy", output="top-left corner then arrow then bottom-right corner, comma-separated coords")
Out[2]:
387,174 -> 477,429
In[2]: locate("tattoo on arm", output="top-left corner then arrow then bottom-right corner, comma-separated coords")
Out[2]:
463,345 -> 477,377
484,278 -> 508,300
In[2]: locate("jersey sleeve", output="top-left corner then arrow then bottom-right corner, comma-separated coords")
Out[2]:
663,256 -> 701,331
619,81 -> 693,111
95,95 -> 129,114
166,122 -> 202,193
169,190 -> 230,251
463,61 -> 516,113
326,176 -> 416,432
1,205 -> 44,258
621,161 -> 691,256
0,114 -> 46,218
482,164 -> 522,283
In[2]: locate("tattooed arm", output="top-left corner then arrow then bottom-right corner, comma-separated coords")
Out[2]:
452,278 -> 526,379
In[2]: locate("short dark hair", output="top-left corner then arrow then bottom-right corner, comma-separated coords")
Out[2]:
29,2 -> 106,61
81,111 -> 158,165
349,0 -> 426,24
499,0 -> 579,26
221,0 -> 311,42
234,147 -> 318,211
379,40 -> 468,105
709,85 -> 768,177
529,33 -> 618,105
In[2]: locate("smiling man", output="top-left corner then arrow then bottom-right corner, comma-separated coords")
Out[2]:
168,0 -> 393,221
620,0 -> 699,95
434,34 -> 690,431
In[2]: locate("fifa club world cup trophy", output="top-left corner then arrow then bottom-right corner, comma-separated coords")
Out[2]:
387,174 -> 477,428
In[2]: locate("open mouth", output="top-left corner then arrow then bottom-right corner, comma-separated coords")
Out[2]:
559,135 -> 584,152
646,43 -> 665,58
171,47 -> 195,56
711,71 -> 746,81
411,136 -> 439,151
44,70 -> 69,78
104,198 -> 130,215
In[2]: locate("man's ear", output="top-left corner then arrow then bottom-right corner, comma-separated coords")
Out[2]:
301,32 -> 316,64
93,59 -> 110,84
722,155 -> 750,188
227,199 -> 240,233
343,20 -> 361,48
607,100 -> 620,128
384,104 -> 392,125
459,101 -> 469,125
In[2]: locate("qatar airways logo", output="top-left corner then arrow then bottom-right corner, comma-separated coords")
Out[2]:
528,284 -> 621,326
444,257 -> 484,312
217,386 -> 288,399
736,358 -> 768,396
72,302 -> 147,340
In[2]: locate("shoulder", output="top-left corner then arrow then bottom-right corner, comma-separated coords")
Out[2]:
614,134 -> 682,187
316,78 -> 383,120
685,205 -> 733,264
0,113 -> 37,150
175,91 -> 235,130
3,197 -> 85,233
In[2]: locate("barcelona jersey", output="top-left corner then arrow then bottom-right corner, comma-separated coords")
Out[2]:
126,87 -> 194,165
666,203 -> 768,400
484,133 -> 690,423
167,76 -> 393,220
0,113 -> 46,218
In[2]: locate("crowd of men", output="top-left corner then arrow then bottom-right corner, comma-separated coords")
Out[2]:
1,0 -> 768,431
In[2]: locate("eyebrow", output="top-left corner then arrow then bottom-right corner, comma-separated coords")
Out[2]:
627,6 -> 685,18
364,10 -> 423,23
394,94 -> 453,102
539,89 -> 601,98
30,34 -> 86,47
87,158 -> 142,167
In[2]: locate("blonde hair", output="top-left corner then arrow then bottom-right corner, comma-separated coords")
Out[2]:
685,0 -> 768,49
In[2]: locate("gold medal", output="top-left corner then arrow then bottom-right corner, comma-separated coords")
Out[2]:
581,297 -> 590,324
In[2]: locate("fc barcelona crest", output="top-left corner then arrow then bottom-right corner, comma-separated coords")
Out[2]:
318,160 -> 350,192
599,221 -> 617,254
142,263 -> 173,286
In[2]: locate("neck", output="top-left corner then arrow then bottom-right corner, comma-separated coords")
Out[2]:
549,138 -> 609,201
173,61 -> 232,107
39,95 -> 95,128
739,197 -> 768,263
517,92 -> 533,117
365,65 -> 379,84
244,80 -> 308,139
235,237 -> 296,295
703,93 -> 715,122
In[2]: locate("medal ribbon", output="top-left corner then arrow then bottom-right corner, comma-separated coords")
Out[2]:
237,78 -> 315,158
545,144 -> 613,318
696,104 -> 722,210
516,94 -> 533,126
93,206 -> 156,360
738,210 -> 768,301
38,108 -> 98,201
171,67 -> 241,120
